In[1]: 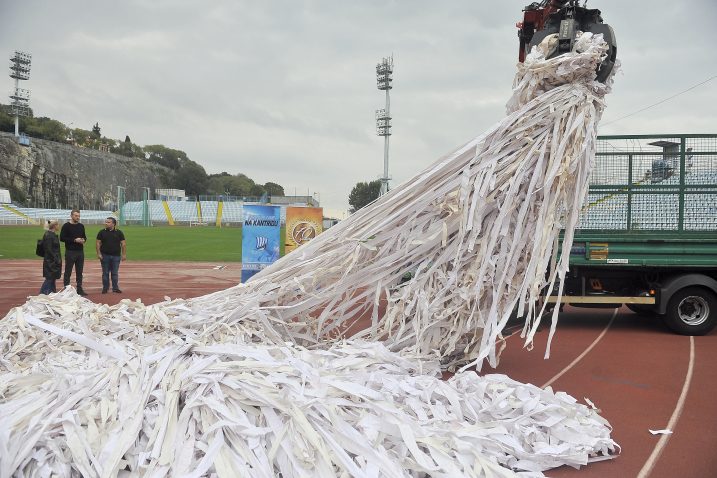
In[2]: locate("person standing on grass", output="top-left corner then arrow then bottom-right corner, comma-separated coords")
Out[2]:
40,219 -> 62,294
96,217 -> 126,294
60,209 -> 88,296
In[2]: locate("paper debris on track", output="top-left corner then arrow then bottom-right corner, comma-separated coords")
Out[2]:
1,292 -> 617,477
1,32 -> 619,477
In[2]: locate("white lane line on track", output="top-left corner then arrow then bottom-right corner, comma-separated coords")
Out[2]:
541,308 -> 618,389
637,335 -> 695,478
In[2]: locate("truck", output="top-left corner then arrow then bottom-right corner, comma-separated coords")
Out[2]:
552,134 -> 717,335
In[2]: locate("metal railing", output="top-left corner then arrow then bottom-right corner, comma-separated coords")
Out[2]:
578,134 -> 717,232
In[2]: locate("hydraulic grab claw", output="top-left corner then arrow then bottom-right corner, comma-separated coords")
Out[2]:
517,0 -> 617,82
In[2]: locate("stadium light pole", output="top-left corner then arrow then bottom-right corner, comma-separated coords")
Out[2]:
9,51 -> 32,137
376,56 -> 393,196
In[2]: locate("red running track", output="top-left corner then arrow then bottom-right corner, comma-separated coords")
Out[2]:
1,260 -> 716,477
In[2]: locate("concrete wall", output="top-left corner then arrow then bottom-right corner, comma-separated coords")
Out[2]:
0,132 -> 172,210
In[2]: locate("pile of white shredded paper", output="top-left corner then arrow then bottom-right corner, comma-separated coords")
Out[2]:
1,33 -> 619,477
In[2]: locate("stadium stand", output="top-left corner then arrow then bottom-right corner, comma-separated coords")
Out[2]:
577,168 -> 717,231
0,205 -> 31,225
199,201 -> 218,224
167,200 -> 200,225
0,205 -> 114,225
221,201 -> 243,224
148,200 -> 165,223
121,201 -> 144,223
2,196 -> 311,227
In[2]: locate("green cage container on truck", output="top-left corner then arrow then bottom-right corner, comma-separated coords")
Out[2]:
555,134 -> 717,335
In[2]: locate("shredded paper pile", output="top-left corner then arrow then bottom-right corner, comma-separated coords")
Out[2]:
1,33 -> 619,477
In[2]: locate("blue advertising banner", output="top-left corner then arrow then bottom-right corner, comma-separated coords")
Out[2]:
241,205 -> 281,282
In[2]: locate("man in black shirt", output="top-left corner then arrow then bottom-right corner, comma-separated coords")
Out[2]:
60,209 -> 87,296
96,216 -> 127,293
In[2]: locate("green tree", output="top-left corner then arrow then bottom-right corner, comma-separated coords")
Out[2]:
348,180 -> 381,212
144,144 -> 188,170
101,137 -> 118,150
0,103 -> 35,134
71,128 -> 92,146
173,160 -> 208,196
0,108 -> 14,132
206,173 -> 261,196
111,135 -> 144,158
0,115 -> 68,142
208,175 -> 231,195
263,182 -> 284,196
92,122 -> 101,139
233,174 -> 256,195
207,173 -> 229,194
132,143 -> 144,158
47,119 -> 68,141
114,135 -> 133,157
249,184 -> 266,197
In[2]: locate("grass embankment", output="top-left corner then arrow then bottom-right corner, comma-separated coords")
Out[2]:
0,225 -> 260,262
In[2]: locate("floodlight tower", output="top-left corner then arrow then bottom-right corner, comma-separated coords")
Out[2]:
375,56 -> 393,196
9,51 -> 32,137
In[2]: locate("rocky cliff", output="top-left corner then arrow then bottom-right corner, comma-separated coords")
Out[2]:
0,132 -> 171,209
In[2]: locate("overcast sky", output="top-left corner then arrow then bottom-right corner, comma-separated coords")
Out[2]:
3,0 -> 715,213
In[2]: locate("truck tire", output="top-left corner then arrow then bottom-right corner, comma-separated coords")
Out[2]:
663,287 -> 717,336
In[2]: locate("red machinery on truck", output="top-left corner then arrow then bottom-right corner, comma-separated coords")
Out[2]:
516,8 -> 717,335
517,0 -> 617,82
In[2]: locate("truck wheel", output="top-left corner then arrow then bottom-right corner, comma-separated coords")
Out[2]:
664,287 -> 717,336
626,304 -> 656,316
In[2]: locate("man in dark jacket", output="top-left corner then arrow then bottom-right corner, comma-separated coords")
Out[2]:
60,209 -> 88,296
96,216 -> 127,293
40,219 -> 62,294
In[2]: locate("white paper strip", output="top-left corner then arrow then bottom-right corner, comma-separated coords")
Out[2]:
0,32 -> 619,477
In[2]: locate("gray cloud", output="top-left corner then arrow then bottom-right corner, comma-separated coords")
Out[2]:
3,0 -> 715,211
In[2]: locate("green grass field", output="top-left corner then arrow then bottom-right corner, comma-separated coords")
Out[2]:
0,225 -> 280,262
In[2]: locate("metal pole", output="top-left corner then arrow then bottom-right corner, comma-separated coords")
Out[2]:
142,187 -> 150,226
381,88 -> 391,195
678,136 -> 686,232
117,186 -> 125,226
13,77 -> 19,137
376,56 -> 393,196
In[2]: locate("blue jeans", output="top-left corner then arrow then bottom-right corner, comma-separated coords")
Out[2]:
101,255 -> 121,291
40,278 -> 56,294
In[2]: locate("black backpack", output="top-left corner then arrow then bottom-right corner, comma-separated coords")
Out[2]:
35,238 -> 45,257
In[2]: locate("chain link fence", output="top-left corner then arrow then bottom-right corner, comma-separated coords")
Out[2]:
578,134 -> 717,232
